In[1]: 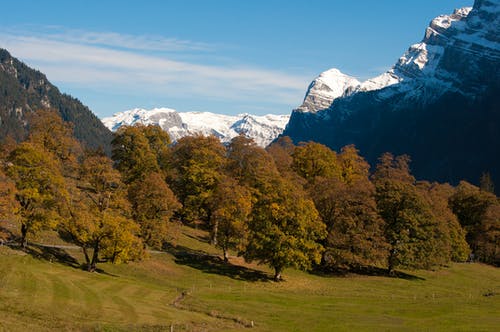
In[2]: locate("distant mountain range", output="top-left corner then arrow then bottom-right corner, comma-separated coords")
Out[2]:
0,48 -> 112,152
102,108 -> 290,147
283,0 -> 500,187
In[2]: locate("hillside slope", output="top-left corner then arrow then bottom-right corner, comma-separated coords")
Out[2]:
0,48 -> 113,152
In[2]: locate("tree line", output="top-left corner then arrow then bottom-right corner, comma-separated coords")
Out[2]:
0,110 -> 498,280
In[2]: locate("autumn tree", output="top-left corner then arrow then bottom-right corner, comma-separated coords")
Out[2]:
27,109 -> 82,176
244,176 -> 326,281
226,137 -> 325,280
292,144 -> 388,271
0,136 -> 17,160
292,141 -> 341,182
112,125 -> 161,184
62,152 -> 143,271
267,136 -> 295,175
128,172 -> 181,248
168,135 -> 226,224
6,143 -> 65,247
208,176 -> 252,261
371,153 -> 415,183
477,204 -> 500,265
479,172 -> 495,194
140,124 -> 172,171
338,145 -> 370,185
311,176 -> 388,271
226,135 -> 272,186
0,168 -> 19,223
417,182 -> 470,263
373,153 -> 450,272
449,181 -> 499,264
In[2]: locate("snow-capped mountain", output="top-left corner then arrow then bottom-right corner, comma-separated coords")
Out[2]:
284,0 -> 500,188
102,108 -> 290,147
296,69 -> 360,113
294,1 -> 498,116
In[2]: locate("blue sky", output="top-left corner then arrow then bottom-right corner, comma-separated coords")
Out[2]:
0,0 -> 472,117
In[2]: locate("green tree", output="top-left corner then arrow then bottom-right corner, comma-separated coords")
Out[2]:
209,176 -> 252,261
128,172 -> 181,248
6,143 -> 65,247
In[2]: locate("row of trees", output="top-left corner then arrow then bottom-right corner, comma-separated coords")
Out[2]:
1,110 -> 498,279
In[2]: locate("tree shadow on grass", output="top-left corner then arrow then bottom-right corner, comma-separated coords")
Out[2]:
22,243 -> 81,269
183,232 -> 211,244
22,244 -> 119,276
312,266 -> 426,281
165,244 -> 271,282
0,225 -> 17,242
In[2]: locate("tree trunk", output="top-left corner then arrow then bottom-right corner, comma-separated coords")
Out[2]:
210,220 -> 218,246
82,247 -> 91,266
223,248 -> 229,263
274,267 -> 282,281
20,224 -> 28,248
387,249 -> 395,275
88,241 -> 99,272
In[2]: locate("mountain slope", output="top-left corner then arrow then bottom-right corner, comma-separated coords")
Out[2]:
283,0 -> 500,187
0,48 -> 112,152
102,108 -> 290,147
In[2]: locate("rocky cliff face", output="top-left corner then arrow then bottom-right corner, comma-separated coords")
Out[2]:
0,48 -> 113,152
283,0 -> 500,187
102,108 -> 290,147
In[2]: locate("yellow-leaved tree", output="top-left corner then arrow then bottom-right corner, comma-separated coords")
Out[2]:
63,151 -> 143,271
209,176 -> 252,261
6,142 -> 65,247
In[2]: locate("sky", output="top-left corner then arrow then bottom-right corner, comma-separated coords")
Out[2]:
0,0 -> 473,118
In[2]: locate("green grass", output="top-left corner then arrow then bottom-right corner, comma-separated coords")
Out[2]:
0,225 -> 499,331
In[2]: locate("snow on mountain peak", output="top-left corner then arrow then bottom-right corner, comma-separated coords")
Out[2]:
431,7 -> 472,30
101,108 -> 290,147
296,1 -> 499,114
296,68 -> 360,113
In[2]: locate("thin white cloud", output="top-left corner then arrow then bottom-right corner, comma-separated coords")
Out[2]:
0,27 -> 308,105
2,25 -> 211,52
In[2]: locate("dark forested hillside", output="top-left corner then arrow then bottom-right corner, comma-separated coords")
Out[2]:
284,83 -> 500,190
0,48 -> 112,152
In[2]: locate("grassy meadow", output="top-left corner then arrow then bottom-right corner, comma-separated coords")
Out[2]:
0,225 -> 499,331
